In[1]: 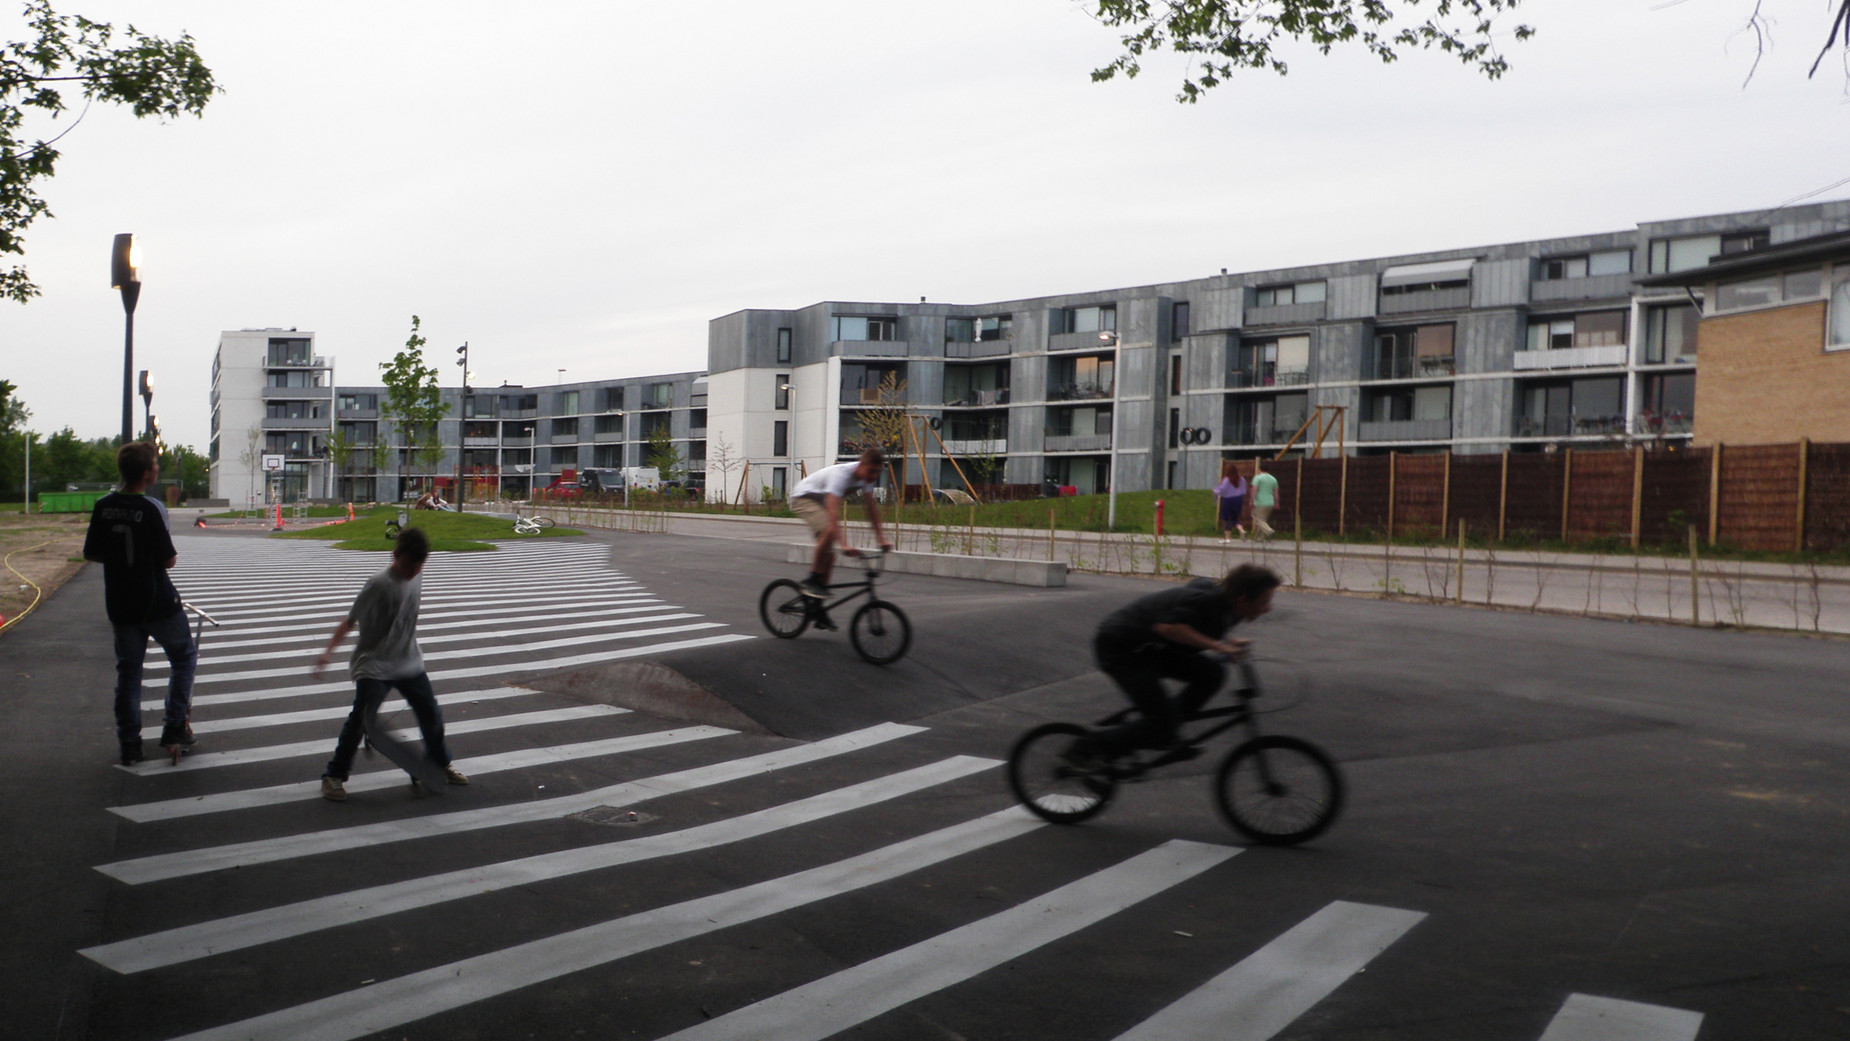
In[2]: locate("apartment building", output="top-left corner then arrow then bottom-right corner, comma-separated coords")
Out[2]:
704,201 -> 1850,499
208,329 -> 335,506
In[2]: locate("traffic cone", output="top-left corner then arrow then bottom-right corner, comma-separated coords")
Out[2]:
272,504 -> 283,531
346,502 -> 355,522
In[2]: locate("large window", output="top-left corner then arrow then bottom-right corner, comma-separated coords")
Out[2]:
266,339 -> 312,365
337,393 -> 376,411
1526,311 -> 1625,351
1712,267 -> 1825,313
832,315 -> 899,342
1639,373 -> 1696,434
647,382 -> 673,407
265,401 -> 321,419
599,386 -> 624,412
1642,302 -> 1700,364
1171,301 -> 1190,340
1049,355 -> 1113,399
945,314 -> 1011,343
1516,377 -> 1624,437
773,420 -> 788,457
1236,334 -> 1311,386
551,417 -> 578,438
1364,385 -> 1452,423
1227,393 -> 1308,444
1047,405 -> 1112,437
1648,230 -> 1768,273
1538,250 -> 1631,280
593,414 -> 623,435
557,389 -> 579,414
1253,281 -> 1326,306
1054,305 -> 1116,334
1373,323 -> 1455,379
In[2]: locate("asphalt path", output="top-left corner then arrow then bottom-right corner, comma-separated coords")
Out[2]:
3,524 -> 1847,1040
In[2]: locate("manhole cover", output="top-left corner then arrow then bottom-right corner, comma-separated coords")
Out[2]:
568,806 -> 656,827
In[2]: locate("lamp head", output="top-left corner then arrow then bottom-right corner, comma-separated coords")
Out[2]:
111,234 -> 140,288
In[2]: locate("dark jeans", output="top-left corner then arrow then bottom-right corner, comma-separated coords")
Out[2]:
112,611 -> 196,743
324,672 -> 451,780
1091,636 -> 1226,757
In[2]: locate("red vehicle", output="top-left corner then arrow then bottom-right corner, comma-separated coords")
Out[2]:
542,468 -> 582,500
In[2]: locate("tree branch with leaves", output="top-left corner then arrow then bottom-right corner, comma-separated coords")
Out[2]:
1,1 -> 218,302
379,315 -> 451,500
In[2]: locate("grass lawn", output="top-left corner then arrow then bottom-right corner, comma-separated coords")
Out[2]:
273,509 -> 583,552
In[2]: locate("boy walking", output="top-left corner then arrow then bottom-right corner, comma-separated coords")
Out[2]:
311,528 -> 468,800
83,442 -> 196,765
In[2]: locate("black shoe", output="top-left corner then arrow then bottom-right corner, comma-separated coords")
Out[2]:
159,722 -> 196,749
799,578 -> 829,599
812,613 -> 838,631
119,739 -> 144,766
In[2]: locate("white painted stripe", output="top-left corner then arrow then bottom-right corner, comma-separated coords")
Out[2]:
185,622 -> 725,683
146,632 -> 758,710
185,604 -> 681,652
194,587 -> 648,620
152,613 -> 701,671
1111,900 -> 1427,1041
118,705 -> 628,775
1537,995 -> 1704,1041
155,807 -> 1039,1041
96,722 -> 923,884
660,839 -> 1239,1041
111,726 -> 736,821
85,756 -> 997,973
137,686 -> 535,738
187,598 -> 667,641
183,576 -> 641,609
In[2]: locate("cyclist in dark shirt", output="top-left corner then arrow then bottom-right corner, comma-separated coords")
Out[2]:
1085,564 -> 1281,761
82,442 -> 196,765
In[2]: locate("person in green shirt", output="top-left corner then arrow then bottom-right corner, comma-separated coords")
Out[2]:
1250,459 -> 1279,541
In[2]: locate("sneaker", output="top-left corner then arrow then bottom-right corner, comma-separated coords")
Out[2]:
444,765 -> 470,786
799,578 -> 829,599
811,613 -> 838,631
320,775 -> 348,802
119,739 -> 143,766
158,722 -> 195,749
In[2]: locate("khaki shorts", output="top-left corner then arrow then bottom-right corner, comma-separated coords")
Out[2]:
791,495 -> 832,537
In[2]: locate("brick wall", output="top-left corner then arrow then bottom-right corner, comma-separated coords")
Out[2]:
1694,300 -> 1850,445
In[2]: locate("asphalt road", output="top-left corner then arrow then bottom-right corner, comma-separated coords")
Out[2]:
3,524 -> 1847,1040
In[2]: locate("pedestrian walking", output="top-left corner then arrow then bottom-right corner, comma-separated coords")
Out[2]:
311,527 -> 468,800
1212,461 -> 1248,542
1250,458 -> 1279,541
83,442 -> 196,765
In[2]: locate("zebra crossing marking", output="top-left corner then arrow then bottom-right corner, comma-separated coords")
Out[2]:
118,704 -> 629,776
152,808 -> 1045,1041
97,722 -> 925,884
157,604 -> 685,657
83,756 -> 1000,974
1110,900 -> 1427,1041
112,724 -> 736,823
137,684 -> 535,738
1537,994 -> 1704,1041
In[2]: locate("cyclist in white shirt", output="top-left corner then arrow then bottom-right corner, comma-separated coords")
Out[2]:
790,449 -> 893,606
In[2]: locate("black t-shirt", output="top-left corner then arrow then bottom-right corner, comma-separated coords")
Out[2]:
83,492 -> 183,624
1095,577 -> 1235,653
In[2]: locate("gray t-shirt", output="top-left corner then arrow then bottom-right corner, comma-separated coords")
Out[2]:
347,568 -> 424,680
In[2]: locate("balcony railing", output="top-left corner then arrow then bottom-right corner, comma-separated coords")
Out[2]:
591,430 -> 625,443
1047,383 -> 1112,402
1635,410 -> 1694,436
501,435 -> 534,448
833,339 -> 913,358
941,438 -> 1008,454
943,388 -> 1010,407
944,339 -> 1012,359
1512,345 -> 1627,371
1222,422 -> 1304,445
1048,330 -> 1118,352
1044,433 -> 1111,452
1378,286 -> 1471,314
1371,356 -> 1456,380
1244,301 -> 1326,327
1357,418 -> 1453,442
1513,414 -> 1626,438
1226,369 -> 1310,389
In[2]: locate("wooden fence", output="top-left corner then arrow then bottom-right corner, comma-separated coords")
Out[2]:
1245,440 -> 1848,554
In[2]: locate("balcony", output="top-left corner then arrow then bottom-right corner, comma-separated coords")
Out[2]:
499,408 -> 539,420
942,438 -> 1008,455
1048,330 -> 1117,352
1047,383 -> 1112,402
1513,344 -> 1627,371
1636,410 -> 1694,436
1371,356 -> 1456,380
260,416 -> 324,429
1378,286 -> 1471,315
592,429 -> 625,443
550,431 -> 579,444
1044,433 -> 1111,452
1357,418 -> 1453,442
501,435 -> 534,448
1245,301 -> 1326,327
943,388 -> 1010,407
261,385 -> 330,400
1226,369 -> 1310,389
1529,272 -> 1636,304
1513,414 -> 1626,438
833,339 -> 912,358
945,339 -> 1012,359
1224,422 -> 1304,445
463,435 -> 499,447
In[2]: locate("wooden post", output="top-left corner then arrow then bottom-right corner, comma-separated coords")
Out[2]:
1048,507 -> 1057,562
1708,442 -> 1722,546
1688,524 -> 1700,626
1559,448 -> 1573,543
1456,518 -> 1466,604
1338,454 -> 1349,536
1293,511 -> 1302,588
1630,446 -> 1645,550
1498,450 -> 1509,543
1294,457 -> 1303,536
967,503 -> 976,555
1386,451 -> 1397,541
1441,450 -> 1452,540
1795,437 -> 1810,554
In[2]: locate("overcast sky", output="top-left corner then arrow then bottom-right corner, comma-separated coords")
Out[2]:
2,0 -> 1846,451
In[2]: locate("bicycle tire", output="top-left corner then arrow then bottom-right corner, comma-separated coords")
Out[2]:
383,521 -> 401,540
513,520 -> 538,535
758,579 -> 812,639
1214,735 -> 1343,845
1007,722 -> 1117,824
532,515 -> 556,529
848,600 -> 911,664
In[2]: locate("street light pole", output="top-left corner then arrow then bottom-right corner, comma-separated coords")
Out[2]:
112,234 -> 141,445
455,341 -> 470,511
139,370 -> 154,441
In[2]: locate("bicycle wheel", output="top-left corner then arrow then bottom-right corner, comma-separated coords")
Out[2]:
383,521 -> 401,540
1214,735 -> 1343,846
1008,722 -> 1117,824
758,579 -> 812,638
531,515 -> 556,529
849,600 -> 911,664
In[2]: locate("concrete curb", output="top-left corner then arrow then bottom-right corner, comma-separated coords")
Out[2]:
781,544 -> 1066,588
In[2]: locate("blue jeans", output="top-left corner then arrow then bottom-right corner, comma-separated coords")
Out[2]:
112,610 -> 196,743
324,672 -> 451,780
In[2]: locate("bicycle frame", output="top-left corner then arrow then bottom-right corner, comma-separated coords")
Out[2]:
808,553 -> 887,616
1092,660 -> 1267,768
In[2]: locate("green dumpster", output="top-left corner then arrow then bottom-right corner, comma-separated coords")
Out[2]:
38,490 -> 110,514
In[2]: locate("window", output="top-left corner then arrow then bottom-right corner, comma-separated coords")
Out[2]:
773,420 -> 788,456
1048,405 -> 1112,437
1055,305 -> 1116,334
1254,281 -> 1326,307
1539,250 -> 1631,280
557,390 -> 579,414
1640,373 -> 1695,425
338,393 -> 376,411
1643,303 -> 1700,364
553,445 -> 578,467
945,318 -> 974,343
1237,334 -> 1311,385
600,387 -> 624,412
1648,230 -> 1768,273
1168,408 -> 1180,449
593,445 -> 620,467
336,421 -> 375,445
1832,270 -> 1850,351
771,467 -> 787,500
1713,267 -> 1827,313
1526,311 -> 1625,351
501,393 -> 538,412
1516,377 -> 1624,436
1365,386 -> 1451,423
265,401 -> 320,420
1171,301 -> 1190,340
978,315 -> 1011,341
1228,393 -> 1308,443
775,376 -> 790,410
552,417 -> 578,438
266,339 -> 312,366
1374,324 -> 1455,378
266,370 -> 317,388
1380,260 -> 1472,296
1050,355 -> 1113,399
777,327 -> 792,363
594,414 -> 623,435
1170,354 -> 1182,395
832,315 -> 899,341
647,382 -> 673,407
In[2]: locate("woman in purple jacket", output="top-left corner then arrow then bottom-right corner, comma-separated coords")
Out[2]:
1212,461 -> 1248,542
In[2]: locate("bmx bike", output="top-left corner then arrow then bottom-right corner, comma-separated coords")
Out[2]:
758,549 -> 912,665
512,512 -> 556,535
1007,658 -> 1343,845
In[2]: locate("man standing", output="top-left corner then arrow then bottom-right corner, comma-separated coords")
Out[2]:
83,442 -> 195,765
1250,458 -> 1279,541
312,527 -> 468,800
788,449 -> 893,623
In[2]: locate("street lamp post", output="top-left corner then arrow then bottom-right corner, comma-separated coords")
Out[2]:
112,234 -> 141,445
138,370 -> 154,441
455,341 -> 470,510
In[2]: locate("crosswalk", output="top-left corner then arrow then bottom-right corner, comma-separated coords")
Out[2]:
84,534 -> 1708,1041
